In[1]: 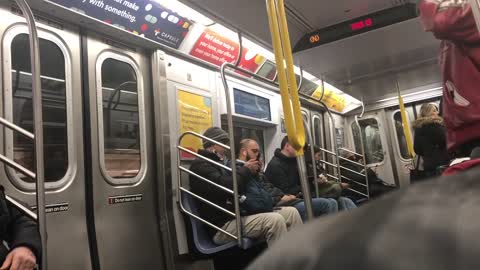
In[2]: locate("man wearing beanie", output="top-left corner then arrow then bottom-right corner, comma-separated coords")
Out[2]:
189,127 -> 301,246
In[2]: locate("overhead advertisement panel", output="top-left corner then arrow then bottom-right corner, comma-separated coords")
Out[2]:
46,0 -> 192,49
190,29 -> 265,74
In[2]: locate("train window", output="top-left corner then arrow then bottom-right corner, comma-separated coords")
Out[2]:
233,88 -> 271,121
393,112 -> 411,160
97,56 -> 145,184
352,118 -> 384,164
313,116 -> 323,147
222,124 -> 266,161
8,33 -> 70,186
301,112 -> 311,144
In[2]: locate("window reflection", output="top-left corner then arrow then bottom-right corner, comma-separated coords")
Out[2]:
10,34 -> 68,183
352,118 -> 384,164
100,58 -> 141,179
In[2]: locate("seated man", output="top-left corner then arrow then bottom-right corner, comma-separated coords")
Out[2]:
0,186 -> 40,270
304,145 -> 356,210
237,138 -> 316,222
189,127 -> 301,246
340,150 -> 395,199
265,136 -> 339,220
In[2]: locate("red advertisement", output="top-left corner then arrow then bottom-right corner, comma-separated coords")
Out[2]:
190,29 -> 265,74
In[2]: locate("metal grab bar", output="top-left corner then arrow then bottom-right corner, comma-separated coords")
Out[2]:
340,176 -> 368,188
339,166 -> 366,178
10,1 -> 47,269
338,156 -> 365,168
6,195 -> 37,221
354,99 -> 370,199
338,147 -> 363,157
318,159 -> 337,170
179,167 -> 234,195
179,188 -> 236,217
177,131 -> 243,245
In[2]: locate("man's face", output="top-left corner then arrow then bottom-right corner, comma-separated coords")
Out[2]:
284,143 -> 297,158
212,139 -> 229,157
242,141 -> 260,161
244,141 -> 261,161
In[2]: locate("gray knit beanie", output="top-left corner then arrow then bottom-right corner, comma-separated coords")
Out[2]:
203,127 -> 229,148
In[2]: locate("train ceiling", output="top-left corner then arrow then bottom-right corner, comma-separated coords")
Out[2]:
181,0 -> 441,100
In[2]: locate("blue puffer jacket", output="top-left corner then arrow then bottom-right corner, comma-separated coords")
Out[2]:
236,161 -> 274,215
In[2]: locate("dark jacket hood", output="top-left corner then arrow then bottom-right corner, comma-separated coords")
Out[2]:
413,116 -> 444,129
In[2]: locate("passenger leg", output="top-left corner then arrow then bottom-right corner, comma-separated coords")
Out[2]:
274,207 -> 303,230
337,196 -> 357,210
311,198 -> 338,217
213,212 -> 287,246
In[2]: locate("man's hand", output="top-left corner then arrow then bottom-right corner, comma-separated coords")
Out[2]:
316,174 -> 328,184
340,183 -> 350,190
1,246 -> 36,270
244,159 -> 260,174
280,195 -> 297,202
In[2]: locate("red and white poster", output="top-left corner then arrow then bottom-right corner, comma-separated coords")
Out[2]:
190,29 -> 265,74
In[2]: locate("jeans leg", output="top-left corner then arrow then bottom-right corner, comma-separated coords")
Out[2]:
312,198 -> 338,217
337,197 -> 357,210
293,202 -> 307,222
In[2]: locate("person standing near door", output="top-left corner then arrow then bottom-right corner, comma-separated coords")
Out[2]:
412,103 -> 450,180
419,0 -> 480,157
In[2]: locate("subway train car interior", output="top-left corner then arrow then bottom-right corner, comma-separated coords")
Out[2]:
1,0 -> 479,269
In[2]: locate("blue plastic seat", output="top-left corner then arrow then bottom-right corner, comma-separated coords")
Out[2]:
181,192 -> 258,255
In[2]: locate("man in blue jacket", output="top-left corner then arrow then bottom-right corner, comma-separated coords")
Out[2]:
240,138 -> 337,221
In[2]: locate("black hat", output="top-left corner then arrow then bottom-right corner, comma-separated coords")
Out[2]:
203,127 -> 229,148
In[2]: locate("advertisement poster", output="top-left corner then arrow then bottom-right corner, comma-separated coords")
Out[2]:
178,90 -> 213,159
190,29 -> 265,74
311,85 -> 347,112
47,0 -> 191,49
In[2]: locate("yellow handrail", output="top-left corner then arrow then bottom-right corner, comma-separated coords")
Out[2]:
397,83 -> 414,158
266,0 -> 306,156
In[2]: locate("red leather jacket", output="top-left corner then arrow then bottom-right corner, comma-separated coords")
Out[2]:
419,0 -> 480,152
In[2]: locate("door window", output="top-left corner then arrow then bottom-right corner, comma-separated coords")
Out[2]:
393,111 -> 411,160
6,33 -> 72,189
97,55 -> 146,184
352,118 -> 384,164
312,115 -> 323,147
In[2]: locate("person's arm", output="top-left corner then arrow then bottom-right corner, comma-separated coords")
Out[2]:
192,161 -> 253,198
1,204 -> 40,270
419,0 -> 480,43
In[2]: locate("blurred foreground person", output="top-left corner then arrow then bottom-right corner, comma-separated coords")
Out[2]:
248,168 -> 480,270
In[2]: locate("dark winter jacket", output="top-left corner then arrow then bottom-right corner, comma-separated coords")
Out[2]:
189,150 -> 252,237
235,161 -> 274,215
248,168 -> 480,270
413,116 -> 450,171
265,149 -> 301,195
0,186 -> 41,264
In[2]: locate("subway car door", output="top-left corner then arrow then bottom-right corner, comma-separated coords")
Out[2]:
84,33 -> 164,269
386,107 -> 415,187
0,9 -> 91,270
347,110 -> 396,185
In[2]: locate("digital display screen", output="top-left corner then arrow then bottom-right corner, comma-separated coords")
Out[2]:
46,0 -> 192,49
294,3 -> 417,53
233,88 -> 271,121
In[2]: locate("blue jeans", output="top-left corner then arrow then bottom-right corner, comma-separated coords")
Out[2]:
334,197 -> 357,211
293,198 -> 338,222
